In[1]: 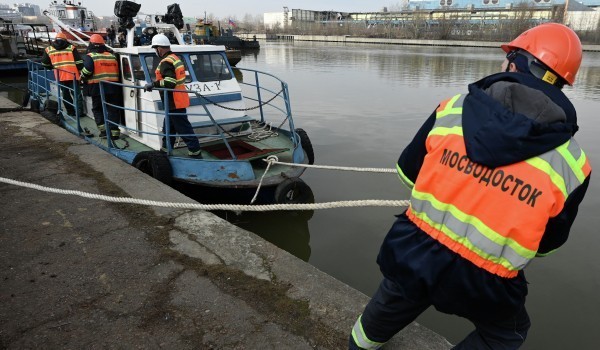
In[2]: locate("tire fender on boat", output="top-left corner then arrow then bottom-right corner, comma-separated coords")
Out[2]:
21,92 -> 30,108
274,177 -> 314,204
43,98 -> 58,113
132,151 -> 173,186
30,99 -> 40,112
295,128 -> 314,165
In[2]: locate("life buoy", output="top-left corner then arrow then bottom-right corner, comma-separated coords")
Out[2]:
295,128 -> 314,165
132,151 -> 173,185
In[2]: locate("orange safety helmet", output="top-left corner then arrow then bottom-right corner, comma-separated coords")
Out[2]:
89,34 -> 105,44
55,32 -> 67,40
501,23 -> 582,85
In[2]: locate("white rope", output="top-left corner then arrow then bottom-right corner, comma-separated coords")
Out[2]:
0,176 -> 410,211
250,155 -> 277,204
264,158 -> 397,173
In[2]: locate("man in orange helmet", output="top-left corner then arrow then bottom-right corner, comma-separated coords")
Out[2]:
41,31 -> 84,117
80,34 -> 122,138
350,23 -> 591,349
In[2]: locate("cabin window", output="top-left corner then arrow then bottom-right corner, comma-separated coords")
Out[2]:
144,54 -> 192,83
121,57 -> 132,81
130,55 -> 145,81
189,53 -> 232,82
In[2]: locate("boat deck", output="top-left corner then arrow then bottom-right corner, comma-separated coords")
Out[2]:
64,115 -> 302,186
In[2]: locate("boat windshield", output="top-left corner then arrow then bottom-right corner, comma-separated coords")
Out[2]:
189,53 -> 232,82
144,54 -> 192,83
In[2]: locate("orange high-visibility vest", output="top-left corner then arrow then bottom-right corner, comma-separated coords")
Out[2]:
45,44 -> 80,82
155,53 -> 190,109
83,52 -> 119,84
404,94 -> 591,278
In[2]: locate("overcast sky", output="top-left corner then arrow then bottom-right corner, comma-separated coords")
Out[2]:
24,1 -> 388,18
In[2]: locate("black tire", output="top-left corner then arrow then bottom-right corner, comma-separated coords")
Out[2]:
21,92 -> 30,107
132,151 -> 173,185
43,98 -> 58,113
30,99 -> 40,112
295,128 -> 314,165
274,178 -> 314,204
274,178 -> 315,220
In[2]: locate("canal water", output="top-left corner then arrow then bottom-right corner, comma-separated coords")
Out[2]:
2,41 -> 598,349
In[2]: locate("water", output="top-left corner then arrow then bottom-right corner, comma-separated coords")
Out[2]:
231,41 -> 600,349
5,42 -> 599,349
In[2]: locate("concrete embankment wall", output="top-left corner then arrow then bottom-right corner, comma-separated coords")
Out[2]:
0,96 -> 452,349
239,33 -> 600,52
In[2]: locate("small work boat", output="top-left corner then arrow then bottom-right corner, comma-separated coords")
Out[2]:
26,0 -> 314,204
43,0 -> 105,41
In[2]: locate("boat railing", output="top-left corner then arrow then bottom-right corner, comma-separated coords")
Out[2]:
233,67 -> 299,148
27,60 -> 85,130
98,76 -> 297,160
27,59 -> 300,161
20,24 -> 52,57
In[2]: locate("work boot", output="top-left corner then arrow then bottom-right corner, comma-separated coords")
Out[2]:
188,149 -> 202,159
111,129 -> 121,138
97,124 -> 106,138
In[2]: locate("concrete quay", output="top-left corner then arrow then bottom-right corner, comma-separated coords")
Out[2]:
0,96 -> 452,349
239,33 -> 600,52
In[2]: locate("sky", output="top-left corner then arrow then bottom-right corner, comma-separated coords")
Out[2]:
21,1 -> 387,19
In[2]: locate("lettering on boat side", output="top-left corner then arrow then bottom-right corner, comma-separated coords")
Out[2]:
186,82 -> 222,92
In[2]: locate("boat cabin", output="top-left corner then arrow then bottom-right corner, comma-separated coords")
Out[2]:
113,39 -> 249,150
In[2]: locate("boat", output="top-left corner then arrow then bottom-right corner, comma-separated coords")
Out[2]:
226,48 -> 241,66
193,19 -> 260,51
43,0 -> 105,41
26,0 -> 314,204
0,19 -> 51,74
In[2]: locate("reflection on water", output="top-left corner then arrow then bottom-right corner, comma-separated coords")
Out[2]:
174,180 -> 315,262
215,210 -> 312,262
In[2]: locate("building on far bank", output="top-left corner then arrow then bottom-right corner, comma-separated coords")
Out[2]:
264,0 -> 600,31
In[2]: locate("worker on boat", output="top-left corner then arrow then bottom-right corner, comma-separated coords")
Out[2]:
41,31 -> 84,118
80,34 -> 122,138
350,23 -> 591,350
144,33 -> 202,158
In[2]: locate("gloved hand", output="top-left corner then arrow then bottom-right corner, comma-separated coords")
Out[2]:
143,83 -> 154,92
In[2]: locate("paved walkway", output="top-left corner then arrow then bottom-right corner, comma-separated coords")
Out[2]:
0,96 -> 451,349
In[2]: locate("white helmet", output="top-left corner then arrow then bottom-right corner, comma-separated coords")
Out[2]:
151,34 -> 171,48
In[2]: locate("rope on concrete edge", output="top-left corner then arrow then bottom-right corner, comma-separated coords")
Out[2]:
0,176 -> 410,211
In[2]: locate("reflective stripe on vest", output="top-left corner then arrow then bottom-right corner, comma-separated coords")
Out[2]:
82,52 -> 119,84
155,53 -> 190,109
45,45 -> 80,81
351,315 -> 384,350
407,93 -> 591,278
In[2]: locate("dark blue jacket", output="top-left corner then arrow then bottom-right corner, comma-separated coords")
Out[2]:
378,72 -> 590,322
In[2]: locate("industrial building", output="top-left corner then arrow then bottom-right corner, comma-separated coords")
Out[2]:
264,0 -> 600,31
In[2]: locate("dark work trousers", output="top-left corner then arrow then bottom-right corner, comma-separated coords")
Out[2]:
91,93 -> 121,132
58,80 -> 83,116
349,277 -> 531,350
161,107 -> 201,152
